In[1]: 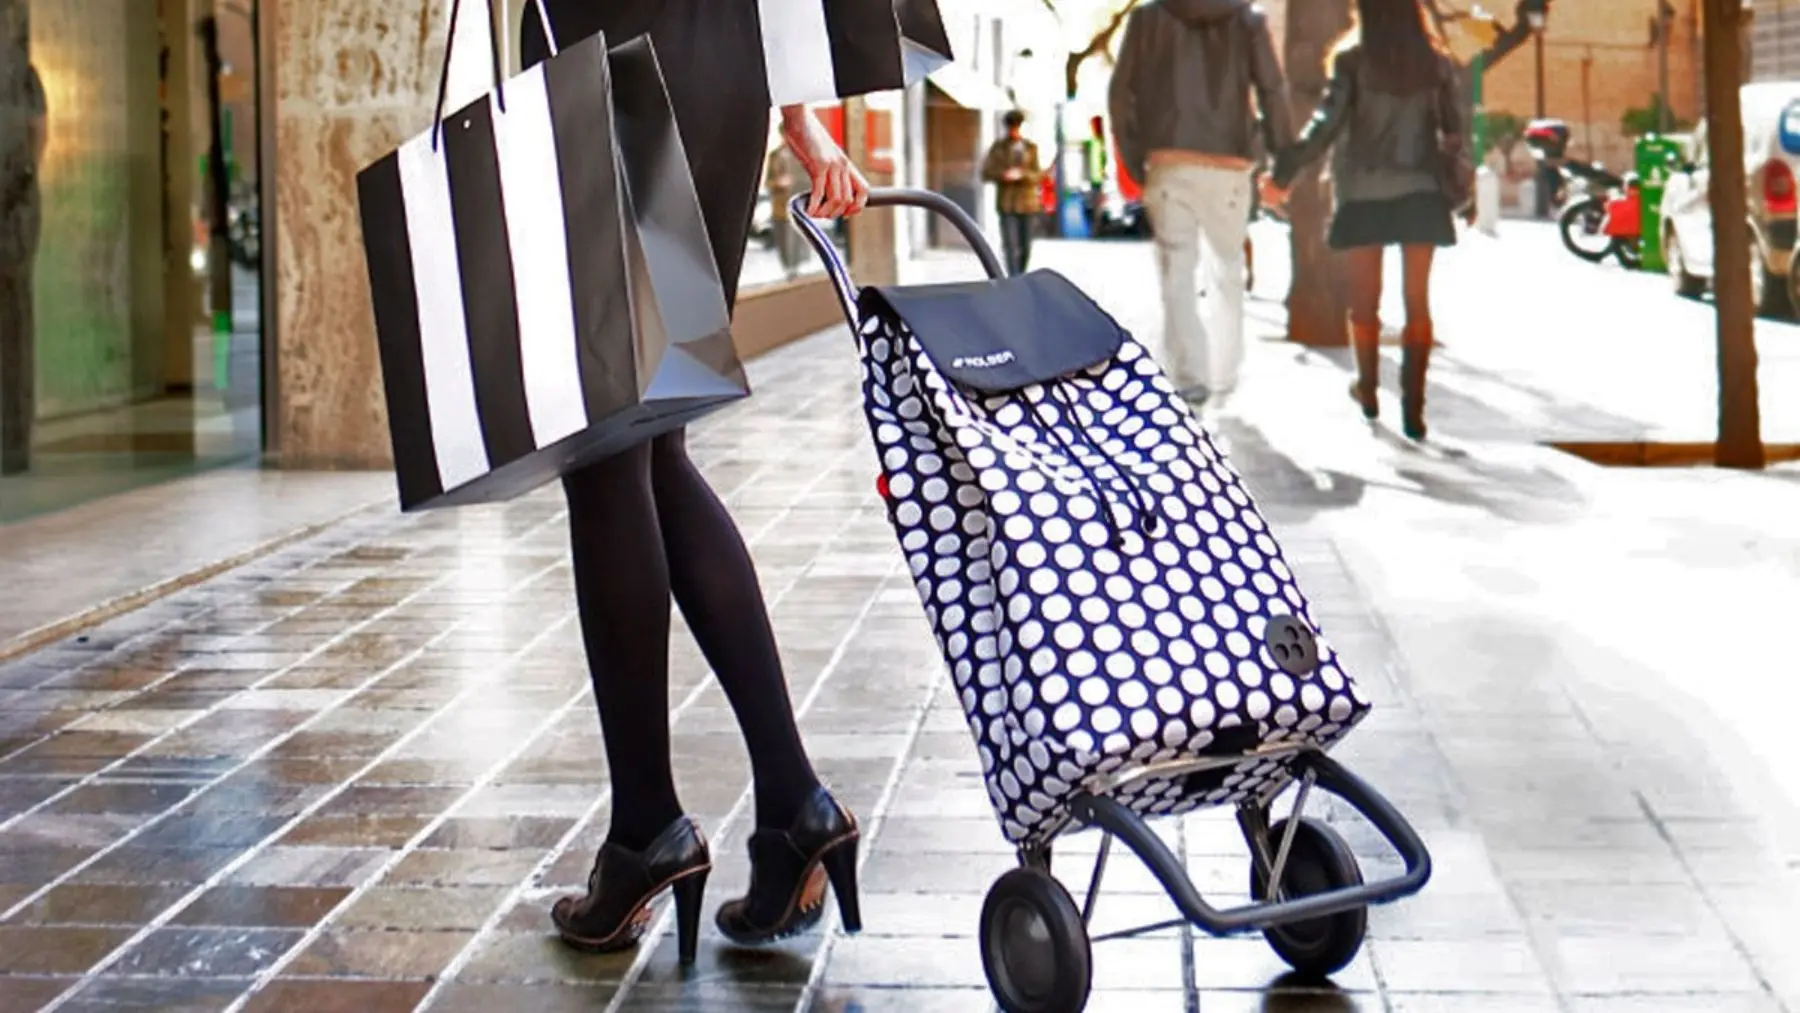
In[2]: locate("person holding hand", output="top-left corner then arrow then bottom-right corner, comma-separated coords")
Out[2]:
1265,0 -> 1469,440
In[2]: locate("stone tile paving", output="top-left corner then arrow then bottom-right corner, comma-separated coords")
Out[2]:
0,244 -> 1793,1012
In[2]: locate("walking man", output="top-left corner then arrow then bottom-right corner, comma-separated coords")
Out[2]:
980,110 -> 1043,277
1110,0 -> 1292,402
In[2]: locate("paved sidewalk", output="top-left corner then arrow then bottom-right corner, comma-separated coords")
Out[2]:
0,242 -> 1796,1012
0,470 -> 393,657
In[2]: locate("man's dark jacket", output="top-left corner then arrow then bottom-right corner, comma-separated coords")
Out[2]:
1108,0 -> 1293,187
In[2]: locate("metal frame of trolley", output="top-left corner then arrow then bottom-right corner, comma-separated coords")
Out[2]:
789,188 -> 1432,1013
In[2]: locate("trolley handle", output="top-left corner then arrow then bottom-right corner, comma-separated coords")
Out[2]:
788,187 -> 1008,326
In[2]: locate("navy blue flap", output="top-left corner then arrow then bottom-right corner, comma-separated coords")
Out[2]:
859,270 -> 1125,392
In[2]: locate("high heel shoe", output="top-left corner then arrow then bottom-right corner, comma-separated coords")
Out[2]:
551,814 -> 711,965
715,786 -> 862,946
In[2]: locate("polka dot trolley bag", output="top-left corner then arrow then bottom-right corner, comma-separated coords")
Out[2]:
792,191 -> 1437,1013
803,205 -> 1370,848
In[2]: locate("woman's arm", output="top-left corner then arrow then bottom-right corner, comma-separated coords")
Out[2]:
1270,51 -> 1356,191
1436,56 -> 1471,146
779,104 -> 868,218
1435,57 -> 1476,219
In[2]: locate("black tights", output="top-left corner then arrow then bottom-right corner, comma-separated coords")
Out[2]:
525,0 -> 819,851
564,431 -> 819,850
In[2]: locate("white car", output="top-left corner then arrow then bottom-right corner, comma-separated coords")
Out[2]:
1660,81 -> 1800,315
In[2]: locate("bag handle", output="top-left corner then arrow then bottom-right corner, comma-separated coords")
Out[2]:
431,0 -> 561,151
787,187 -> 1008,325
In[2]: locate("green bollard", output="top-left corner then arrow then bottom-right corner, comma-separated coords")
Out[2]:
1635,133 -> 1683,272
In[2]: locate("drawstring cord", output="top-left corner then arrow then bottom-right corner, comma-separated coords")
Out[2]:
1046,381 -> 1165,537
1015,380 -> 1166,548
1018,393 -> 1126,546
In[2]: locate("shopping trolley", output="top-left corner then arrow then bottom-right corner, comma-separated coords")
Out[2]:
788,187 -> 1432,1013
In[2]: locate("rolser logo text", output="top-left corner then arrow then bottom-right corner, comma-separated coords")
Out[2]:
951,350 -> 1016,369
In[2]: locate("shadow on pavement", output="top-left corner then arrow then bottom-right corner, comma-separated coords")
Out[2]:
1254,973 -> 1369,1011
1301,346 -> 1648,444
1379,432 -> 1588,523
1211,415 -> 1374,524
1213,410 -> 1585,525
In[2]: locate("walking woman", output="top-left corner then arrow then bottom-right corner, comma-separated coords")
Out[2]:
520,0 -> 869,965
1267,0 -> 1471,440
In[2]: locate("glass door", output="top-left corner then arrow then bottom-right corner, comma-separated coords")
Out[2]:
0,0 -> 264,523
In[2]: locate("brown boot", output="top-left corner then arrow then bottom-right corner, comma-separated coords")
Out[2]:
1401,322 -> 1433,441
1348,320 -> 1381,420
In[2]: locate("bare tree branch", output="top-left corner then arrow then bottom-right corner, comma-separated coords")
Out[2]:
1421,0 -> 1454,39
1064,0 -> 1141,99
1421,0 -> 1546,74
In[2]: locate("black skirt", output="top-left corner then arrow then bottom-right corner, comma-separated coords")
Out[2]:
1328,190 -> 1457,250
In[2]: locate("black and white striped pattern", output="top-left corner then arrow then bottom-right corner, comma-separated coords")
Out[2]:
358,34 -> 745,513
758,0 -> 953,107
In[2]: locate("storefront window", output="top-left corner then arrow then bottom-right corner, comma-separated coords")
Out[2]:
0,0 -> 263,523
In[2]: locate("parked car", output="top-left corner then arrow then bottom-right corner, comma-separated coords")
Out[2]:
1091,187 -> 1150,239
1660,82 -> 1800,315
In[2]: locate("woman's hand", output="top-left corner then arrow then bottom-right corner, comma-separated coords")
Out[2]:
1256,174 -> 1289,209
780,105 -> 869,218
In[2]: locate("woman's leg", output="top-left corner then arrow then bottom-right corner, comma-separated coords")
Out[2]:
1343,246 -> 1384,418
1400,243 -> 1436,330
1343,246 -> 1384,327
1399,243 -> 1437,439
562,451 -> 683,850
652,430 -> 819,830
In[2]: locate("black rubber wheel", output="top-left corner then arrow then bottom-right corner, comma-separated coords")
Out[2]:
1558,197 -> 1612,262
1248,818 -> 1368,980
980,867 -> 1092,1013
1613,238 -> 1642,270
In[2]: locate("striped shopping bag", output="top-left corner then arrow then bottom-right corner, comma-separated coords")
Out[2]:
757,0 -> 955,107
356,1 -> 746,512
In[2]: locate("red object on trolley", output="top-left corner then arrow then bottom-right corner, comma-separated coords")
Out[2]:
1602,187 -> 1641,239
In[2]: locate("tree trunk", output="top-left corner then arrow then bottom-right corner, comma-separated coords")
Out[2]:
1702,0 -> 1764,469
1283,0 -> 1354,347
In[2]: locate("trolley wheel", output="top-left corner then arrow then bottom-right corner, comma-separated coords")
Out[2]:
1248,818 -> 1367,979
979,867 -> 1092,1013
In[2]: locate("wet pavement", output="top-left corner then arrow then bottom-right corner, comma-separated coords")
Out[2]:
1,242 -> 1798,1012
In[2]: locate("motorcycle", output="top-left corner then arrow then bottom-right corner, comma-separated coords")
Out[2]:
1556,161 -> 1643,269
1523,122 -> 1643,270
1084,186 -> 1152,239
